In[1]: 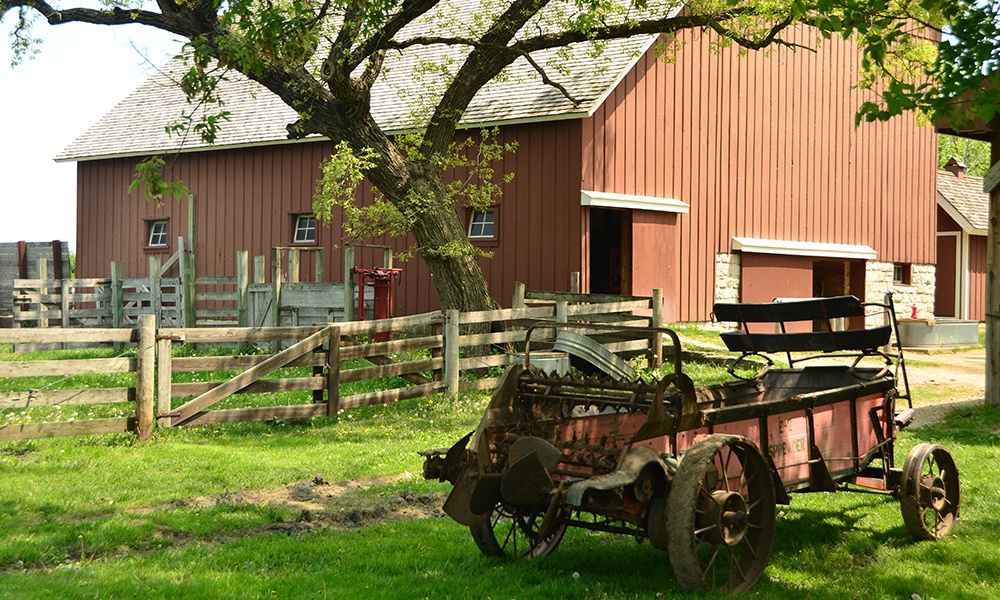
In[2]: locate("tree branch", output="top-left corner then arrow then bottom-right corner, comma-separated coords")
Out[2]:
4,0 -> 184,35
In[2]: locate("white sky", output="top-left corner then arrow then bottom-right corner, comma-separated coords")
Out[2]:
0,18 -> 183,252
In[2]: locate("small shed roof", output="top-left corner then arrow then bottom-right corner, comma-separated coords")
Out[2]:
57,0 -> 677,162
937,169 -> 989,234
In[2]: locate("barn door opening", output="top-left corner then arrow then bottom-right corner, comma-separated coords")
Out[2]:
812,260 -> 849,331
589,208 -> 631,295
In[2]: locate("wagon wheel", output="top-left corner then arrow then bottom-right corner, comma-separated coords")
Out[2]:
900,443 -> 960,540
667,434 -> 776,594
470,505 -> 567,558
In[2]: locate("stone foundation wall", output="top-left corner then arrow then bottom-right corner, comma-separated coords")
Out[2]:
714,252 -> 741,306
864,262 -> 936,322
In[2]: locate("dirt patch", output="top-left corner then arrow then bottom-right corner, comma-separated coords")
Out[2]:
132,473 -> 447,533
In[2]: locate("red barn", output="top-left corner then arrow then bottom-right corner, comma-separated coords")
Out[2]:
58,26 -> 938,322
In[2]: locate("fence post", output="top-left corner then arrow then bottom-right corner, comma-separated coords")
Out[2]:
37,257 -> 48,328
315,248 -> 325,283
556,300 -> 568,323
343,244 -> 355,321
254,255 -> 266,284
271,247 -> 282,327
570,271 -> 581,294
651,287 -> 663,369
289,248 -> 301,283
513,281 -> 525,309
136,314 -> 156,441
327,327 -> 341,416
61,279 -> 70,329
156,335 -> 173,428
111,261 -> 123,329
149,255 -> 162,325
183,196 -> 197,328
236,250 -> 249,327
444,309 -> 460,397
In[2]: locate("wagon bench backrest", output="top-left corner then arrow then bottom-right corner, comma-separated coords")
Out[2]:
712,295 -> 892,355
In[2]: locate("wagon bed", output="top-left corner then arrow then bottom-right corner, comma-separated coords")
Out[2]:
422,295 -> 959,593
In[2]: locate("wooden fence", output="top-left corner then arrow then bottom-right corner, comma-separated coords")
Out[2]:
0,288 -> 663,442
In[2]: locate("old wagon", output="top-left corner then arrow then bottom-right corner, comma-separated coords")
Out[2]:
421,295 -> 960,593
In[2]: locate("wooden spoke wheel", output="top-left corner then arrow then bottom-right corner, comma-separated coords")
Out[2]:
470,505 -> 567,558
900,443 -> 960,540
667,434 -> 776,594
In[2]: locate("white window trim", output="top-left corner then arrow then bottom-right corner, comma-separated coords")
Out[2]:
293,214 -> 317,244
732,237 -> 877,260
468,209 -> 496,239
580,190 -> 689,214
147,221 -> 168,247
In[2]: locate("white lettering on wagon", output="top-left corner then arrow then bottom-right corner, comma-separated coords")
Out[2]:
768,418 -> 808,458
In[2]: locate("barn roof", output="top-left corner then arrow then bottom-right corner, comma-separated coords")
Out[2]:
937,168 -> 989,234
57,1 -> 676,162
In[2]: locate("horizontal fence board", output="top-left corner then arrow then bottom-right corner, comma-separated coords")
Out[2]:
458,353 -> 519,370
339,358 -> 443,383
174,404 -> 327,426
565,300 -> 651,316
459,306 -> 553,324
0,388 -> 134,409
160,327 -> 326,342
171,354 -> 326,372
0,329 -> 135,344
524,291 -> 650,304
338,335 -> 442,360
338,312 -> 443,335
194,308 -> 238,317
195,293 -> 237,302
457,329 -> 527,347
603,339 -> 651,354
171,377 -> 325,398
0,357 -> 135,377
0,417 -> 133,441
196,277 -> 237,286
339,382 -> 443,410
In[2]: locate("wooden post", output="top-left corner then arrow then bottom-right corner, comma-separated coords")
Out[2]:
149,255 -> 162,325
444,309 -> 460,397
236,251 -> 249,327
156,337 -> 173,428
271,247 -> 282,327
315,248 -> 325,283
382,247 -> 393,268
556,300 -> 568,323
253,255 -> 266,284
570,271 -> 581,294
513,281 -> 526,309
327,329 -> 341,416
37,258 -> 48,328
183,195 -> 197,328
289,248 -> 301,283
136,314 -> 156,441
651,288 -> 664,369
110,260 -> 124,329
343,244 -> 356,321
61,279 -> 70,329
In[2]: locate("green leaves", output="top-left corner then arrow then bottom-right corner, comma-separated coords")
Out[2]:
129,156 -> 189,204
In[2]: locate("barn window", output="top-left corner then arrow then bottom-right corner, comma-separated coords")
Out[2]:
147,221 -> 168,247
468,209 -> 496,239
293,214 -> 317,244
893,263 -> 911,285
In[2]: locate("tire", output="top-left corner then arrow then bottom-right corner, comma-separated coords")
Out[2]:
470,505 -> 567,558
900,443 -> 960,540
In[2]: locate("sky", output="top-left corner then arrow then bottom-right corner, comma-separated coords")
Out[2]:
0,17 -> 184,252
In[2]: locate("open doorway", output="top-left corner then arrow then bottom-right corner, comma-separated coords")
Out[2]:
812,260 -> 849,330
589,208 -> 630,295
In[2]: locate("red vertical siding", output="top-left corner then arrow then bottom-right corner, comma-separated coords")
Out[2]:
580,27 -> 937,321
969,235 -> 988,321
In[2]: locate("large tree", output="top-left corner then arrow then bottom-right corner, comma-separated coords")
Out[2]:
0,0 -> 964,313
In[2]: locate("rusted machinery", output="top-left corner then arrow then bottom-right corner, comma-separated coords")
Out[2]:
421,296 -> 960,593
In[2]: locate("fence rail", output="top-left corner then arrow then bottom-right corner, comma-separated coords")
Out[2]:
0,286 -> 664,442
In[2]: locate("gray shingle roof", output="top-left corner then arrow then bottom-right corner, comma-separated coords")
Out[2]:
57,0 -> 672,161
937,170 -> 989,233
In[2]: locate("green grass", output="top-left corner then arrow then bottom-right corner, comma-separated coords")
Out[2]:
0,384 -> 996,598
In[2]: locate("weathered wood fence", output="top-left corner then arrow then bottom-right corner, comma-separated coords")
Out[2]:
11,244 -> 383,334
0,287 -> 663,443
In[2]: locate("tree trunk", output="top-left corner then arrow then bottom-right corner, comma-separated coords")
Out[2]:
408,175 -> 500,313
